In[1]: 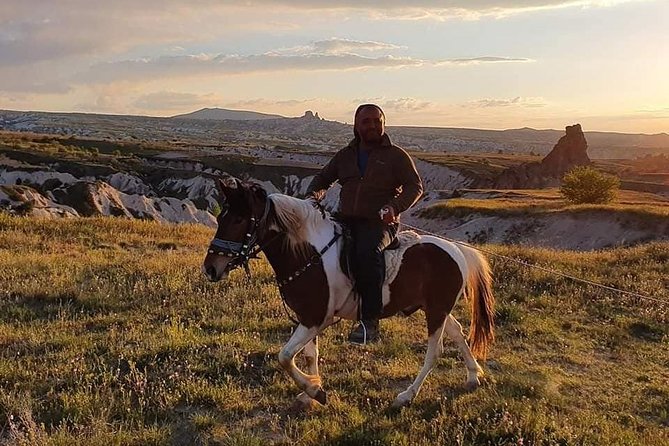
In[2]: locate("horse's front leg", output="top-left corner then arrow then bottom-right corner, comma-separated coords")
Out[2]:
278,324 -> 327,405
293,336 -> 322,410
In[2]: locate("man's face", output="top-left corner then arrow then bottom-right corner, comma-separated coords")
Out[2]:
355,107 -> 385,145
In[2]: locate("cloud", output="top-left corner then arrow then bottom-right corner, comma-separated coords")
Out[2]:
0,0 -> 639,70
234,0 -> 648,19
225,98 -> 318,108
441,56 -> 533,65
381,97 -> 434,112
0,65 -> 71,94
311,38 -> 405,54
270,38 -> 405,56
0,19 -> 100,65
76,51 -> 531,85
636,107 -> 669,117
0,0 -> 644,65
77,53 -> 424,84
463,96 -> 547,108
0,1 -> 299,69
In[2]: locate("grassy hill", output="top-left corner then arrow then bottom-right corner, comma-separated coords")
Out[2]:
418,188 -> 669,220
0,215 -> 667,445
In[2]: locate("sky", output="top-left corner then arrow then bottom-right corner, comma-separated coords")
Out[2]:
1,0 -> 668,133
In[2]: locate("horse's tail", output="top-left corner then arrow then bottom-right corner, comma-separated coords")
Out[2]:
459,244 -> 495,360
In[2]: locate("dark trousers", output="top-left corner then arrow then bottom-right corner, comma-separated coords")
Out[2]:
348,219 -> 398,321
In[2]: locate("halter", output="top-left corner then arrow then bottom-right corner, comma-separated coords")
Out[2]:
207,198 -> 271,276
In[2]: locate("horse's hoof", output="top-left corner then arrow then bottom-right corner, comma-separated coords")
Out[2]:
464,379 -> 480,392
391,397 -> 410,409
314,388 -> 327,405
391,390 -> 412,408
290,394 -> 321,413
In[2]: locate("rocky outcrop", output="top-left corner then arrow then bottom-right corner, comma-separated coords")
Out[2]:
540,124 -> 590,176
0,185 -> 78,218
0,169 -> 216,226
302,110 -> 322,120
494,124 -> 591,189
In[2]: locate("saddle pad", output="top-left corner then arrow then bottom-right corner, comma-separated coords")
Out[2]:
383,230 -> 421,286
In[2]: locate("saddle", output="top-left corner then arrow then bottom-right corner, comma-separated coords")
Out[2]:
336,219 -> 416,283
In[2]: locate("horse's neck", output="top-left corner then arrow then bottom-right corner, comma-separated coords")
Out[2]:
260,232 -> 311,279
262,196 -> 336,277
260,222 -> 335,280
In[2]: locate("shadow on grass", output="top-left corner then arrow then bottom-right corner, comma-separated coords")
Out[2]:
628,321 -> 666,342
319,427 -> 387,446
383,383 -> 477,421
169,410 -> 208,446
0,291 -> 111,323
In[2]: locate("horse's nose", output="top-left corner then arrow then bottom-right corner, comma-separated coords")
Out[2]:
205,265 -> 217,281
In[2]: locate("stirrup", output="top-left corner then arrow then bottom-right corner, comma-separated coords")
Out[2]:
349,320 -> 379,345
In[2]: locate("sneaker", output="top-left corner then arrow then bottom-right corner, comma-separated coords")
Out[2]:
348,319 -> 380,345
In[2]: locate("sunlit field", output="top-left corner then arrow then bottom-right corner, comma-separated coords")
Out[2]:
0,215 -> 667,445
418,188 -> 669,220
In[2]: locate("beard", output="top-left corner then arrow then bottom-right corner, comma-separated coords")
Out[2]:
359,128 -> 384,145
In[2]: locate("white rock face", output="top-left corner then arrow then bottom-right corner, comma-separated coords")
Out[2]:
84,181 -> 216,227
284,175 -> 314,197
158,176 -> 217,208
0,179 -> 216,227
0,169 -> 79,186
0,185 -> 78,218
106,172 -> 154,196
414,159 -> 473,190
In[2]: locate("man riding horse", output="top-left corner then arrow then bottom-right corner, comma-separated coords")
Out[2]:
306,104 -> 423,344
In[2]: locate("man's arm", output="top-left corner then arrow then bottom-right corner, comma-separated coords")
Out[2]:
305,151 -> 340,198
388,149 -> 423,214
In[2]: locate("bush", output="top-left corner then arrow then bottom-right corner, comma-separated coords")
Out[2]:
560,165 -> 620,204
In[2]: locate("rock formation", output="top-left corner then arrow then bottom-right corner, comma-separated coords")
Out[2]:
494,124 -> 591,189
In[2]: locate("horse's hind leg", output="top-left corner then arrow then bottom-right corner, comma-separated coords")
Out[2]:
444,314 -> 484,390
278,324 -> 327,405
293,336 -> 321,409
392,318 -> 446,408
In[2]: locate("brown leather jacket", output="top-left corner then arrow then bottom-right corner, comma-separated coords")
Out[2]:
306,134 -> 423,220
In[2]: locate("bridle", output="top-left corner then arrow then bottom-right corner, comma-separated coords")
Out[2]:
207,197 -> 272,276
207,196 -> 339,283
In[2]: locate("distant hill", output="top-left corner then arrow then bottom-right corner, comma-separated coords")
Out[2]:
172,108 -> 285,121
1,108 -> 668,158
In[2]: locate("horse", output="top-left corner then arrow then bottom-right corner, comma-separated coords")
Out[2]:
202,176 -> 495,409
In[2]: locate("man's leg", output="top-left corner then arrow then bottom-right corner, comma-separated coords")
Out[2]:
349,220 -> 397,344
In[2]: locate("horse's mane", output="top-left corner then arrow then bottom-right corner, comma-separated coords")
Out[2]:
268,194 -> 335,258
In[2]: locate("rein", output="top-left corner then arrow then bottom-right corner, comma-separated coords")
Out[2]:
275,230 -> 340,326
275,231 -> 340,288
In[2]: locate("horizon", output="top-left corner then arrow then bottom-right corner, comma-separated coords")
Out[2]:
1,0 -> 667,134
3,106 -> 668,136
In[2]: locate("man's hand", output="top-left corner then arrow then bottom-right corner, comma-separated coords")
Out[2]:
379,205 -> 396,224
307,190 -> 325,202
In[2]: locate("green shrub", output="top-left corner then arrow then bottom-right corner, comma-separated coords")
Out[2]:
560,165 -> 620,204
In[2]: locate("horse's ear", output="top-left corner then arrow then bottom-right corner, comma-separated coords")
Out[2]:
220,176 -> 239,189
249,183 -> 267,201
217,175 -> 241,200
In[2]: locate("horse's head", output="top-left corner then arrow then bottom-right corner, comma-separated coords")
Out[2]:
202,176 -> 270,282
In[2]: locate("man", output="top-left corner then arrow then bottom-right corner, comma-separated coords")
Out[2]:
306,104 -> 423,344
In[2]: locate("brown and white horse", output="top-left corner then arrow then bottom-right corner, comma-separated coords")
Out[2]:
202,177 -> 495,409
